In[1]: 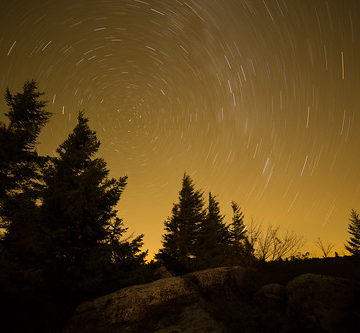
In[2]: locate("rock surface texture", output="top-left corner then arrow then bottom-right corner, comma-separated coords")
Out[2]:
253,283 -> 286,312
64,266 -> 246,332
65,269 -> 357,333
286,273 -> 355,332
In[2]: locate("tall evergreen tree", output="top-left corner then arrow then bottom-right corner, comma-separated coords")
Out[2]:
41,112 -> 146,292
0,80 -> 50,199
196,193 -> 230,269
156,173 -> 205,272
229,201 -> 246,243
345,209 -> 360,256
0,81 -> 51,267
228,201 -> 254,265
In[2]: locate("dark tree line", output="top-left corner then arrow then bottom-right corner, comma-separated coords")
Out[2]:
155,174 -> 254,273
0,81 -> 359,313
0,81 -> 147,302
154,176 -> 360,273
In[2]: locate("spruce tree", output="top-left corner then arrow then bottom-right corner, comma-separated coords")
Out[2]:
0,81 -> 51,267
41,112 -> 146,292
228,201 -> 253,265
0,80 -> 50,199
345,209 -> 360,256
229,201 -> 246,243
156,173 -> 205,272
196,193 -> 230,269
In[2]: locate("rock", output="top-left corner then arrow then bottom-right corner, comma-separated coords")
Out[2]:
189,266 -> 246,290
185,266 -> 246,298
253,283 -> 285,312
286,273 -> 355,332
154,304 -> 225,333
64,276 -> 195,332
153,266 -> 173,280
65,266 -> 245,332
64,267 -> 360,332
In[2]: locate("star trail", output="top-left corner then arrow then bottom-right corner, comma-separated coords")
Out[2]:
1,0 -> 359,256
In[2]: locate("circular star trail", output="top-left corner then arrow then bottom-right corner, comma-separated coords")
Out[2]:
1,0 -> 360,256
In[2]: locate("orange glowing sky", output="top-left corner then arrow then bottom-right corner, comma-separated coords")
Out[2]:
1,0 -> 359,257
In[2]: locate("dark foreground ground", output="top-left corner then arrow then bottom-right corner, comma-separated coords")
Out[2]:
2,256 -> 360,332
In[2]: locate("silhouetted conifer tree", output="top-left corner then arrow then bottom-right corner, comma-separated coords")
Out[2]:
0,81 -> 51,267
41,112 -> 146,292
0,83 -> 148,331
345,209 -> 360,256
0,81 -> 50,197
156,173 -> 205,273
196,193 -> 230,268
228,202 -> 254,265
229,202 -> 246,243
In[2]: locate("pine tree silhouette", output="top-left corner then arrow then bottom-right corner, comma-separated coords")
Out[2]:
228,201 -> 254,265
196,193 -> 230,268
41,112 -> 146,292
345,209 -> 360,256
229,202 -> 246,243
156,173 -> 205,273
0,81 -> 51,267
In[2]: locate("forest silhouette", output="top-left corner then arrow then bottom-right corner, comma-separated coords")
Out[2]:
1,81 -> 360,331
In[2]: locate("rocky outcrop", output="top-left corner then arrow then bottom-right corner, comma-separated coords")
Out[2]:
65,268 -> 357,333
254,283 -> 285,312
286,273 -> 355,332
64,266 -> 246,332
150,304 -> 225,333
254,273 -> 356,332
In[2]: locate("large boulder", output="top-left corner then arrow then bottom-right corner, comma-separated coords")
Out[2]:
286,273 -> 355,332
65,266 -> 245,332
65,268 -> 358,332
253,283 -> 285,312
186,266 -> 246,295
153,304 -> 225,333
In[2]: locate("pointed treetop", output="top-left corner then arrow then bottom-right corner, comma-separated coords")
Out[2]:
156,172 -> 205,270
56,111 -> 100,167
207,192 -> 224,222
5,80 -> 51,150
181,173 -> 195,192
231,201 -> 245,224
178,173 -> 204,206
229,201 -> 247,242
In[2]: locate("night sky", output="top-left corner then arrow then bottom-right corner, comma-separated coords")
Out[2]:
1,0 -> 359,257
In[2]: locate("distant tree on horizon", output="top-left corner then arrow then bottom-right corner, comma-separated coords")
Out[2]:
315,236 -> 334,258
345,209 -> 360,256
156,173 -> 205,273
246,221 -> 304,262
